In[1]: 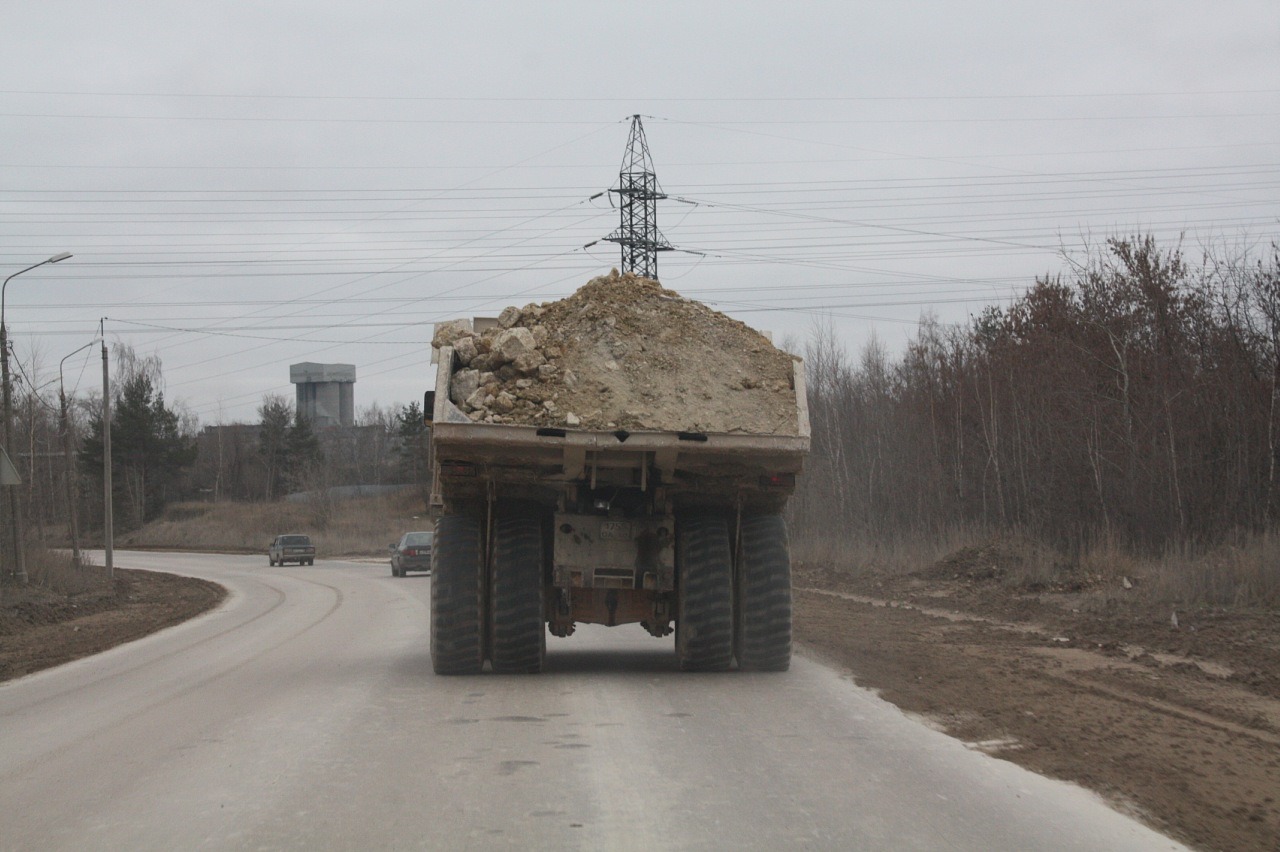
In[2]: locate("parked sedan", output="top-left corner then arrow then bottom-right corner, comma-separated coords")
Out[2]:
269,534 -> 315,566
390,531 -> 433,577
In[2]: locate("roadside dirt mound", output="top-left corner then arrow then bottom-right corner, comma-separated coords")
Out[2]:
434,269 -> 800,434
920,537 -> 1087,591
920,540 -> 1030,582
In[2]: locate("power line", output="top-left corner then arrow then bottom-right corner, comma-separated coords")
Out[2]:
4,87 -> 1278,101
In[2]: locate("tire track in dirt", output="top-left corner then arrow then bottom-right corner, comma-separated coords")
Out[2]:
792,585 -> 1280,851
800,585 -> 1280,745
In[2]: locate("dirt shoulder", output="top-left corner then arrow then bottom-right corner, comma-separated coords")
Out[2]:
793,561 -> 1280,852
0,569 -> 225,682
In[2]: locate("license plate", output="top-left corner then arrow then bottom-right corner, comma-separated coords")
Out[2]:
600,521 -> 631,541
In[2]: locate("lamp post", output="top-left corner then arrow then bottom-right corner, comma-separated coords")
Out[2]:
3,252 -> 72,581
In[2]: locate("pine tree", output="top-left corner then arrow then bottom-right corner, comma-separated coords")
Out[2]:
80,373 -> 196,528
396,402 -> 431,496
256,395 -> 292,500
284,411 -> 323,492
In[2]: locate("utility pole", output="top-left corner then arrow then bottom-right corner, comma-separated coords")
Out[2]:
59,341 -> 95,567
604,115 -> 673,281
59,386 -> 81,566
101,326 -> 113,578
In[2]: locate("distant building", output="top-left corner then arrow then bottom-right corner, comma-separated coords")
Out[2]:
290,362 -> 355,427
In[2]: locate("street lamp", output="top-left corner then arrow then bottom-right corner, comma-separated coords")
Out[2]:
2,252 -> 72,582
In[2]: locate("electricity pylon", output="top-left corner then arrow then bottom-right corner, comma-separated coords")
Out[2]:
604,115 -> 673,280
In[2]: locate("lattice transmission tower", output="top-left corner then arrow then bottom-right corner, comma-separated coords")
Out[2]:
604,115 -> 673,280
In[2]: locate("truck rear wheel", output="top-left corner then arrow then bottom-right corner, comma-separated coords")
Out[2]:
431,512 -> 486,675
736,514 -> 792,671
676,513 -> 735,672
490,506 -> 546,674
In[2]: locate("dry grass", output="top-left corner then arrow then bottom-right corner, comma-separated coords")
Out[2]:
23,548 -> 111,596
1000,536 -> 1071,589
1148,531 -> 1280,608
1076,532 -> 1144,586
794,521 -> 1280,609
119,490 -> 429,558
790,522 -> 988,577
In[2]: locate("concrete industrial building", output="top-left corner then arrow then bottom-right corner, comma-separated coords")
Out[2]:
290,362 -> 355,427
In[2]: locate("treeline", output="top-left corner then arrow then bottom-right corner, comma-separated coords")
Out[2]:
196,395 -> 427,504
791,235 -> 1280,552
0,345 -> 428,567
8,233 -> 1277,578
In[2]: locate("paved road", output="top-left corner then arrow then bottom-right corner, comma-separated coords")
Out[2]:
0,552 -> 1182,850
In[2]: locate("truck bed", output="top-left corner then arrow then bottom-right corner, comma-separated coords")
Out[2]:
430,345 -> 810,507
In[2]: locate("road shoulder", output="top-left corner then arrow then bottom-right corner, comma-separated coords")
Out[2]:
0,569 -> 224,682
793,562 -> 1280,851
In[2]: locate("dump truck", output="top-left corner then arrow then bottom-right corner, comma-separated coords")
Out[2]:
425,279 -> 809,674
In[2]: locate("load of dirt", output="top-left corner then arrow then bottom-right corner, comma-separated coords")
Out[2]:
432,270 -> 800,435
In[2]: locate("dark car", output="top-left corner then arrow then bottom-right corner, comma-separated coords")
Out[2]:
269,534 -> 315,566
390,531 -> 433,577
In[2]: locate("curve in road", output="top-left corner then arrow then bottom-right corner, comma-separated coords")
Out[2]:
0,552 -> 1183,850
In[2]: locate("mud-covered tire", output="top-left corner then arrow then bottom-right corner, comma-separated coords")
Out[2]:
676,512 -> 734,672
490,506 -> 545,674
431,513 -> 486,675
736,514 -> 792,671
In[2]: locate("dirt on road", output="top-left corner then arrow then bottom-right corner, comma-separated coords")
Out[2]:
2,555 -> 1276,850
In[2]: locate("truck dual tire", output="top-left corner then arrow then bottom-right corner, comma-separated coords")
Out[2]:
736,514 -> 793,671
429,505 -> 784,674
430,513 -> 486,675
676,513 -> 735,672
489,506 -> 546,674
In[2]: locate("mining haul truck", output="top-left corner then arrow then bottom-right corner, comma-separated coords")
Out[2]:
426,321 -> 810,674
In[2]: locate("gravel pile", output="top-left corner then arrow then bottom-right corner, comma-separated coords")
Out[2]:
433,270 -> 800,435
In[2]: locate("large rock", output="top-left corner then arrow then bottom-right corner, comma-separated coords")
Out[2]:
512,350 -> 547,375
498,306 -> 523,329
432,319 -> 472,350
453,335 -> 479,366
492,391 -> 517,414
450,369 -> 482,408
492,327 -> 537,365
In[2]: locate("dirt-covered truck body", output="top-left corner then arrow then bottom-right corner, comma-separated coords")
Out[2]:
425,273 -> 809,674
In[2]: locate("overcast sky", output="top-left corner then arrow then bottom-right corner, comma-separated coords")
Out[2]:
3,1 -> 1278,425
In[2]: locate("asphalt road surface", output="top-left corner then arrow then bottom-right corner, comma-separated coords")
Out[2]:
0,552 -> 1183,851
